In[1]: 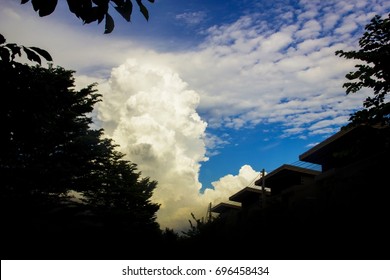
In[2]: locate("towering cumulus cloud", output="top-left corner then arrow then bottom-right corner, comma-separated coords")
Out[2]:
97,59 -> 254,230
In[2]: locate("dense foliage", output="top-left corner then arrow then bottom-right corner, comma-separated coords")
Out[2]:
336,13 -> 390,126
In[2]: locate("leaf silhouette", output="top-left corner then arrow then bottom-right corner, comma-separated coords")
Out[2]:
23,46 -> 42,64
104,13 -> 114,34
29,47 -> 53,62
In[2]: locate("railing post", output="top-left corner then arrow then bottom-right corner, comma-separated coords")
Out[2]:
261,168 -> 266,209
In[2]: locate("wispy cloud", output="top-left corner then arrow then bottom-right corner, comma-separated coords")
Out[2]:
175,11 -> 207,26
166,0 -> 389,138
203,133 -> 230,157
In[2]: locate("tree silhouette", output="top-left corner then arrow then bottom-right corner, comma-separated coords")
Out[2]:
336,13 -> 390,126
1,37 -> 161,258
20,0 -> 154,34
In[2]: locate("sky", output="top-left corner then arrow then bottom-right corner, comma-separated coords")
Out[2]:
1,0 -> 389,231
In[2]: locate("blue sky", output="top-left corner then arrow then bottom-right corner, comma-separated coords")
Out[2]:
1,0 -> 389,230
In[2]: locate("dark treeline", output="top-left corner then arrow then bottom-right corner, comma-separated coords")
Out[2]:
1,35 -> 165,259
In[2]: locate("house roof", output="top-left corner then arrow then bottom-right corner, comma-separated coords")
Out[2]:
298,125 -> 376,166
254,164 -> 320,188
210,202 -> 241,214
229,186 -> 269,203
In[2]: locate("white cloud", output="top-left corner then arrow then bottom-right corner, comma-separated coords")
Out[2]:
322,13 -> 340,31
96,59 -> 209,229
259,27 -> 295,53
95,59 -> 264,230
296,19 -> 322,39
308,116 -> 350,131
296,38 -> 330,53
203,165 -> 261,206
335,18 -> 358,34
